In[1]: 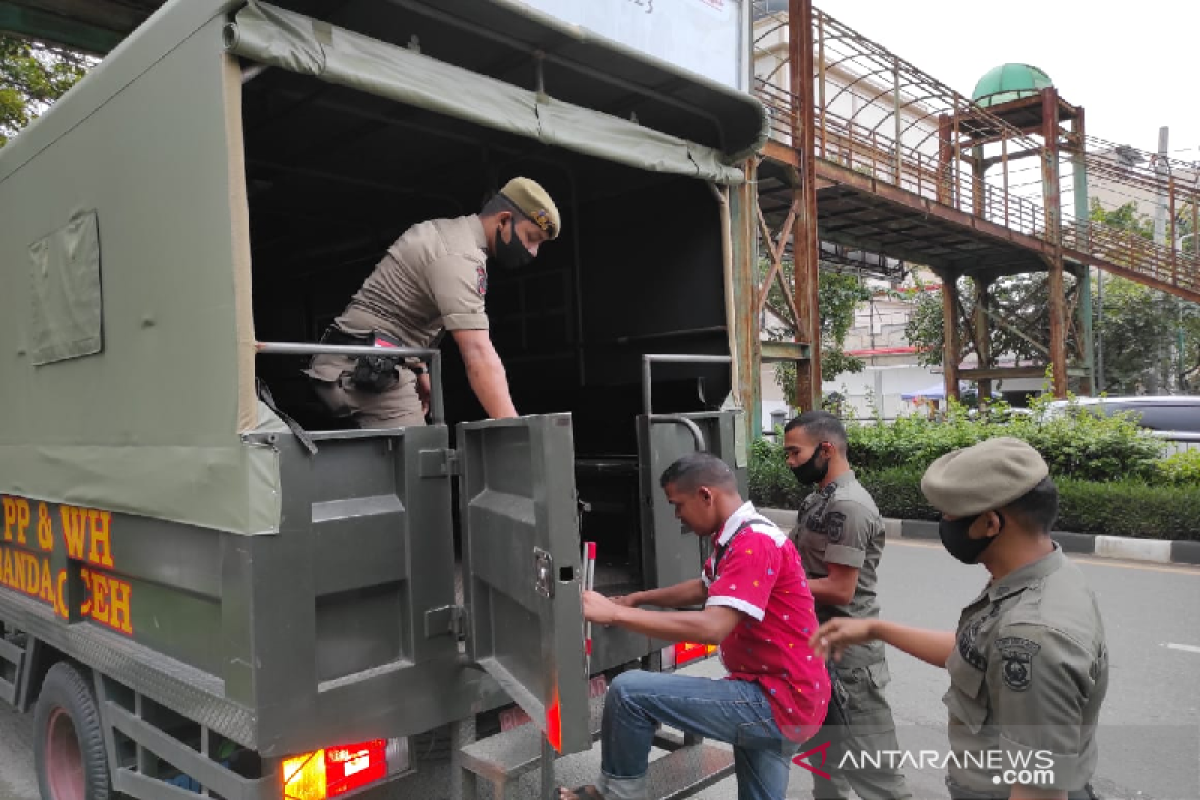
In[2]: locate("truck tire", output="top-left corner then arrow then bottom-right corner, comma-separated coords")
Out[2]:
34,662 -> 112,800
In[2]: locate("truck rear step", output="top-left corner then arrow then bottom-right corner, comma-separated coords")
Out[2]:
0,633 -> 24,705
459,689 -> 735,800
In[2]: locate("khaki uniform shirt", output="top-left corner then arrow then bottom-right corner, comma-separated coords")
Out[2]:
791,470 -> 886,668
944,544 -> 1109,793
310,215 -> 489,385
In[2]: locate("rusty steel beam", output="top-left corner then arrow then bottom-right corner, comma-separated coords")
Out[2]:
959,366 -> 1090,381
981,146 -> 1041,171
973,276 -> 993,400
939,272 -> 961,402
756,202 -> 803,327
763,138 -> 799,167
1040,88 -> 1068,398
790,0 -> 821,411
733,162 -> 763,443
815,160 -> 1052,255
1062,256 -> 1200,305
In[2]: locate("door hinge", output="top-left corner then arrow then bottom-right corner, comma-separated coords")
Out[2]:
418,448 -> 460,477
424,605 -> 467,640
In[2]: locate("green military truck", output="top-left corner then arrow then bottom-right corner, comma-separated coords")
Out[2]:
0,1 -> 767,798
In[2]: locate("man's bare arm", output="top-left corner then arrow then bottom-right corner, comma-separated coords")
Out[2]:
603,601 -> 741,646
812,618 -> 955,668
807,563 -> 858,607
618,579 -> 707,610
451,329 -> 518,419
873,621 -> 956,668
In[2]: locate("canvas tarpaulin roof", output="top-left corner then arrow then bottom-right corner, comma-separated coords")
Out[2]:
223,1 -> 749,184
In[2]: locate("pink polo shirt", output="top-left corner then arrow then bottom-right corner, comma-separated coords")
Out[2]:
702,503 -> 831,742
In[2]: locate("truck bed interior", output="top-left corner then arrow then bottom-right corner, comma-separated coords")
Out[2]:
243,68 -> 732,593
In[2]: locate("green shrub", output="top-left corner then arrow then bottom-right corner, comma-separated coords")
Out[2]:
748,441 -> 1200,541
1156,450 -> 1200,486
748,435 -> 804,509
857,468 -> 939,521
845,395 -> 1164,482
1055,478 -> 1200,540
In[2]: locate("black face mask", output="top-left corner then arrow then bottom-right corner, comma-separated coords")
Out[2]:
939,513 -> 1000,564
791,446 -> 829,485
493,219 -> 533,269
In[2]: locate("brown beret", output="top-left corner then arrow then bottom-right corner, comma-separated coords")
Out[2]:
920,437 -> 1049,517
500,177 -> 560,240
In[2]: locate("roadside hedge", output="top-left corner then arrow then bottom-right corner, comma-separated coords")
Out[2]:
846,396 -> 1166,482
749,430 -> 1200,542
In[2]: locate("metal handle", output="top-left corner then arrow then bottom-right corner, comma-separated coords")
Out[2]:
648,415 -> 706,452
255,340 -> 445,424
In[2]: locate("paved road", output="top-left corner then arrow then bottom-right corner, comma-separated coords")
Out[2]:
2,541 -> 1198,799
689,540 -> 1200,800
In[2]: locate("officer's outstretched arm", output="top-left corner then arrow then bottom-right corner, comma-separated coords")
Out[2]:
452,329 -> 518,419
812,619 -> 955,669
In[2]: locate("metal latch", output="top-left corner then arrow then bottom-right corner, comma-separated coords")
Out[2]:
424,605 -> 467,639
533,548 -> 554,598
418,448 -> 460,477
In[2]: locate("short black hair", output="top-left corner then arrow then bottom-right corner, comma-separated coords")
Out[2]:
481,193 -> 519,217
659,452 -> 738,494
1001,476 -> 1060,534
784,410 -> 848,455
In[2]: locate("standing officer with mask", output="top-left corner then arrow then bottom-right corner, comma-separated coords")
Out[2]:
811,438 -> 1108,800
305,177 -> 558,427
783,411 -> 911,800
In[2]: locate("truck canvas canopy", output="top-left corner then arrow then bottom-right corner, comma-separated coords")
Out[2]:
0,0 -> 766,537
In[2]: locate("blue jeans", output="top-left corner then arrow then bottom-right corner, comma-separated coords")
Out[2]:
596,670 -> 800,800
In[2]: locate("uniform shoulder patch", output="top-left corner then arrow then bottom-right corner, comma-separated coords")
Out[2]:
825,511 -> 847,543
996,636 -> 1041,692
476,265 -> 487,296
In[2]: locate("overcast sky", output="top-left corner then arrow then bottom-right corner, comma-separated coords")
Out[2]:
811,0 -> 1200,164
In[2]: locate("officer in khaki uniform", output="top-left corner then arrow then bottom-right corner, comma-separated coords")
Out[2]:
783,411 -> 911,800
305,178 -> 560,427
811,438 -> 1108,800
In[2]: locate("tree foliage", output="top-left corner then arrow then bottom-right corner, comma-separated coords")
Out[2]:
1,34 -> 90,147
900,199 -> 1200,394
902,272 -> 1081,370
1090,200 -> 1200,393
760,259 -> 872,407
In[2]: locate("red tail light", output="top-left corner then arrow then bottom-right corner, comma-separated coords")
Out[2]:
673,642 -> 717,667
282,739 -> 389,799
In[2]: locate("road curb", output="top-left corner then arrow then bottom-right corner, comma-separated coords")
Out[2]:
760,508 -> 1198,567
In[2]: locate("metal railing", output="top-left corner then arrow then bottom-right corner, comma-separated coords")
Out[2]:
255,341 -> 445,424
752,5 -> 1200,302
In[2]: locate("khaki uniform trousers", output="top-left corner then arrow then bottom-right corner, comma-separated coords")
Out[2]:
309,353 -> 426,429
805,660 -> 912,800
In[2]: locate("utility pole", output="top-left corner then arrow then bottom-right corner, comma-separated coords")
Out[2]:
1152,127 -> 1171,392
1095,269 -> 1104,393
1154,127 -> 1169,246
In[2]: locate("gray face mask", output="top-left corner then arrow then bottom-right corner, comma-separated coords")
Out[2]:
493,218 -> 532,270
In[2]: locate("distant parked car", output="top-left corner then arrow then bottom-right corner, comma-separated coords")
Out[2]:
1044,396 -> 1200,454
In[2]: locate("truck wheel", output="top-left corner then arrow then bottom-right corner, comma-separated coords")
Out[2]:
34,662 -> 112,800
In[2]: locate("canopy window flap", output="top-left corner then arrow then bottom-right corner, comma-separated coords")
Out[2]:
224,1 -> 746,183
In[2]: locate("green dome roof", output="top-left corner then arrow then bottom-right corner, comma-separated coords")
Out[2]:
971,64 -> 1053,108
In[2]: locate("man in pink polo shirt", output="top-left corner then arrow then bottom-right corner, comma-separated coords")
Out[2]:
558,452 -> 830,800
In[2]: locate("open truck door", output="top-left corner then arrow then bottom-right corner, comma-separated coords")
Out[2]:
459,414 -> 592,756
637,356 -> 747,591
